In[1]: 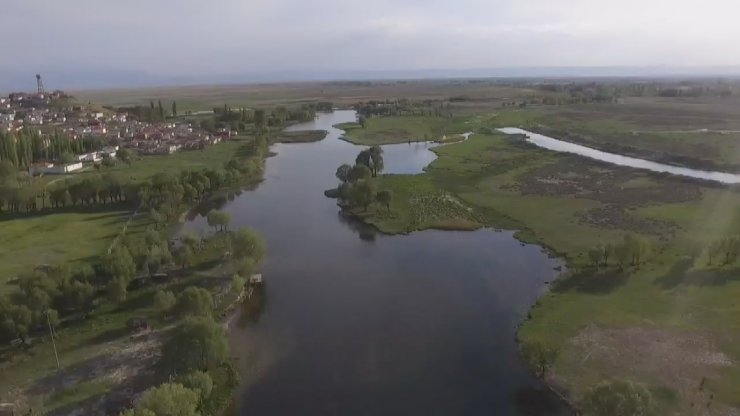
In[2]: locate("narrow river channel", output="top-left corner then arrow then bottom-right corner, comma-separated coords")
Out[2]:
183,111 -> 569,415
498,127 -> 740,184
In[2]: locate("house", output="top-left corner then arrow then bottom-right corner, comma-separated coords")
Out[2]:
99,146 -> 119,157
28,162 -> 83,175
91,112 -> 104,119
78,152 -> 101,163
0,112 -> 14,123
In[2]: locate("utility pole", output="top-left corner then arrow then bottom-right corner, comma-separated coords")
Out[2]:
46,311 -> 60,370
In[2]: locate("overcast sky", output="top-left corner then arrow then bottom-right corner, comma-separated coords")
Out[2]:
1,0 -> 738,87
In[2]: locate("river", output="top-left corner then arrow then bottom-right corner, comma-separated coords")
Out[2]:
183,111 -> 569,415
498,127 -> 740,184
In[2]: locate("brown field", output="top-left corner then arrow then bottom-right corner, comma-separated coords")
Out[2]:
71,80 -> 536,111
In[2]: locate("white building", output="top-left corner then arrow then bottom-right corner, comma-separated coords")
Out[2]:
29,162 -> 83,175
78,152 -> 101,163
0,112 -> 15,123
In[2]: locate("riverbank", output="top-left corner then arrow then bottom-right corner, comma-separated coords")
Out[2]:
0,134 -> 272,414
341,129 -> 740,413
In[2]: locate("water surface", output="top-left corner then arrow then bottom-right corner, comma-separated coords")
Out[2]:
498,127 -> 740,184
184,111 -> 568,415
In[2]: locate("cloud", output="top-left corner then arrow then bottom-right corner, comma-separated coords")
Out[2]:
1,0 -> 739,86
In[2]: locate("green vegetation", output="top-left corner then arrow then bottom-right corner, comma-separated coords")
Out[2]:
335,109 -> 740,413
337,116 -> 452,145
272,130 -> 327,143
581,379 -> 655,416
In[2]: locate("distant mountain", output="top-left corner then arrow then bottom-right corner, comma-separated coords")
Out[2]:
3,66 -> 740,92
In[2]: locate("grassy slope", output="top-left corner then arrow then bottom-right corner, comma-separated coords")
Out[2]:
351,111 -> 740,413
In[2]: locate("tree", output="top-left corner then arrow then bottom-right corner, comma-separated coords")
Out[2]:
231,275 -> 245,294
160,316 -> 230,374
175,287 -> 214,319
358,115 -> 367,128
588,247 -> 603,268
231,228 -> 266,264
107,277 -> 128,304
115,147 -> 132,166
3,304 -> 33,344
123,383 -> 200,416
154,290 -> 176,318
174,245 -> 194,270
171,101 -> 178,117
206,210 -> 231,232
335,164 -> 352,183
368,145 -> 384,177
581,379 -> 654,416
375,190 -> 392,211
350,179 -> 376,210
0,160 -> 16,185
103,246 -> 136,281
348,164 -> 371,183
613,240 -> 630,269
520,340 -> 558,378
58,152 -> 76,164
180,370 -> 213,400
355,149 -> 372,170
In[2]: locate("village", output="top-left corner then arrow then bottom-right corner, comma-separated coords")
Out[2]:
0,75 -> 236,176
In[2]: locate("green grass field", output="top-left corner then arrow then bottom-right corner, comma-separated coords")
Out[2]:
352,118 -> 740,413
0,210 -> 150,292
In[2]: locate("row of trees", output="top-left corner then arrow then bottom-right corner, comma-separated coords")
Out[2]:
120,226 -> 267,415
587,235 -> 651,269
707,235 -> 740,266
354,99 -> 450,118
0,136 -> 267,216
0,130 -> 106,169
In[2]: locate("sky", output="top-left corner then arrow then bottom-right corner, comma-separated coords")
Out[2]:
1,0 -> 739,88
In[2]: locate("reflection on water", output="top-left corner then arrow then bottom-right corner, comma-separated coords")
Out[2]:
499,127 -> 740,184
184,111 -> 570,415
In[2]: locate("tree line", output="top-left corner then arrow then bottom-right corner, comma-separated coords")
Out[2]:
0,130 -> 106,168
0,136 -> 267,216
354,99 -> 451,119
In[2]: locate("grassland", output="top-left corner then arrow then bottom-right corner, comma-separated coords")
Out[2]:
72,80 -> 531,111
350,111 -> 740,414
272,130 -> 327,143
344,174 -> 482,234
515,97 -> 740,172
0,210 -> 150,292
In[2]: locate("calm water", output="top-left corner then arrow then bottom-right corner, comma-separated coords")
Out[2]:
498,127 -> 740,184
184,111 -> 568,415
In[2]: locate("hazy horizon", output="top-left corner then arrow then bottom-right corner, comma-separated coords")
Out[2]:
2,0 -> 740,90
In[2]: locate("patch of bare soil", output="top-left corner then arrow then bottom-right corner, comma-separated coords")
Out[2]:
578,206 -> 679,237
20,327 -> 173,416
569,326 -> 738,415
512,156 -> 703,206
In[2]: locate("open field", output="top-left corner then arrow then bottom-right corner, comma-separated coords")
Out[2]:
72,80 -> 534,111
337,115 -> 481,145
343,174 -> 482,234
351,111 -> 740,413
0,210 -> 150,292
